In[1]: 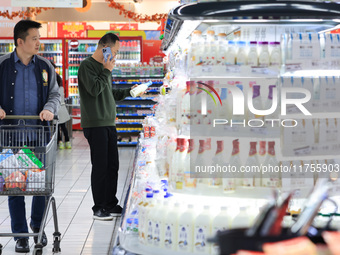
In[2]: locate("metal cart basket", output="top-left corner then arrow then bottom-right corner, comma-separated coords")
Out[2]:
0,116 -> 61,255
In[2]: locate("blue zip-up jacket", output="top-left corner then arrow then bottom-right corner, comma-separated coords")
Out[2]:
0,51 -> 60,123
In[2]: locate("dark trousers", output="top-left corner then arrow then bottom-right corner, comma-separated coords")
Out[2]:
8,196 -> 46,240
58,123 -> 69,142
83,126 -> 119,212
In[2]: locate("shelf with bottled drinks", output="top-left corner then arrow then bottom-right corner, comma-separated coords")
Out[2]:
114,2 -> 340,255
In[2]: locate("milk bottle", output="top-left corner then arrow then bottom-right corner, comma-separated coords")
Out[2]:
188,30 -> 204,68
158,200 -> 170,248
243,141 -> 261,187
225,41 -> 236,65
217,33 -> 227,66
258,41 -> 270,67
223,139 -> 241,190
231,206 -> 252,229
151,199 -> 163,247
194,205 -> 212,254
269,41 -> 281,66
247,41 -> 258,66
211,206 -> 231,255
204,30 -> 217,66
262,141 -> 281,188
164,202 -> 182,250
178,204 -> 196,252
236,41 -> 247,65
139,193 -> 154,244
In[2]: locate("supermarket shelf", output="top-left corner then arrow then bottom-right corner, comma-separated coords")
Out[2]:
116,122 -> 142,125
69,75 -> 78,78
69,93 -> 79,96
112,81 -> 163,85
113,76 -> 164,79
116,105 -> 154,108
38,51 -> 62,54
118,142 -> 138,146
69,52 -> 94,55
117,130 -> 142,133
69,64 -> 80,67
69,83 -> 78,86
116,114 -> 154,117
124,97 -> 155,101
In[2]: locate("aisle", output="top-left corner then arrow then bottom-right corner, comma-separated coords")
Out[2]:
0,131 -> 135,255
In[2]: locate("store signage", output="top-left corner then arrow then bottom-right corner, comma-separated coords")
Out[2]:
57,22 -> 87,38
69,40 -> 79,50
11,0 -> 83,8
110,23 -> 138,31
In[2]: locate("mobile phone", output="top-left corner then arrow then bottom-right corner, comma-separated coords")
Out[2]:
102,47 -> 113,61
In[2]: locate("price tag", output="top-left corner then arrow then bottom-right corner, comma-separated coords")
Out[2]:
226,65 -> 241,73
285,63 -> 302,71
293,146 -> 311,156
251,67 -> 269,74
202,65 -> 212,73
250,127 -> 267,135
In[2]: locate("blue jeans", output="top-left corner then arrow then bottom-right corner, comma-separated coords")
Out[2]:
8,196 -> 46,240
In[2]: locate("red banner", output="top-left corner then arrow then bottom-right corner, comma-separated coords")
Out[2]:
110,23 -> 138,31
57,22 -> 87,38
142,40 -> 165,63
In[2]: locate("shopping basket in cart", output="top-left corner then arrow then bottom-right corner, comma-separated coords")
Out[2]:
0,115 -> 61,255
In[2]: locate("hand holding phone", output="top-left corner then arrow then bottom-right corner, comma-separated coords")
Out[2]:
102,47 -> 113,61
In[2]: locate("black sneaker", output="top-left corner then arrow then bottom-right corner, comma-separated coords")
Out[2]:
93,209 -> 113,221
107,205 -> 123,216
30,223 -> 48,247
15,238 -> 30,253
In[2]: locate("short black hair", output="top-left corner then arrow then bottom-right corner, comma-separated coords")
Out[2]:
98,33 -> 119,48
14,20 -> 42,47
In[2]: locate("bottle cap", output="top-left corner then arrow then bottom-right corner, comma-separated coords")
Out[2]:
192,30 -> 202,35
218,33 -> 226,37
269,41 -> 280,45
146,193 -> 154,198
207,30 -> 215,35
258,41 -> 269,45
249,41 -> 257,45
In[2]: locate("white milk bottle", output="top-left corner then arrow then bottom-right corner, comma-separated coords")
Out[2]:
181,81 -> 192,125
231,206 -> 252,229
262,141 -> 281,188
223,139 -> 240,190
158,200 -> 170,248
164,202 -> 182,251
258,41 -> 270,67
178,204 -> 196,253
151,199 -> 163,247
225,41 -> 236,65
236,41 -> 247,65
176,138 -> 188,189
188,30 -> 204,68
184,138 -> 197,189
247,85 -> 263,120
247,41 -> 258,66
211,206 -> 231,255
264,85 -> 279,121
209,140 -> 224,187
258,141 -> 266,163
145,194 -> 156,245
243,141 -> 261,187
194,205 -> 212,254
204,30 -> 217,66
139,193 -> 154,244
217,33 -> 227,66
269,41 -> 281,66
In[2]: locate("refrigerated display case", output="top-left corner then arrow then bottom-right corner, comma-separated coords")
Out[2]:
114,1 -> 340,255
0,39 -> 15,57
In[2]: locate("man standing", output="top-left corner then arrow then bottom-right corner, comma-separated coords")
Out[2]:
0,20 -> 60,252
78,33 -> 138,220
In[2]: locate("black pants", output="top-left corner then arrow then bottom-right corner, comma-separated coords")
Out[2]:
83,126 -> 119,212
57,123 -> 69,142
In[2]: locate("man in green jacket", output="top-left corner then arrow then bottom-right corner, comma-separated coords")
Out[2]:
78,33 -> 137,220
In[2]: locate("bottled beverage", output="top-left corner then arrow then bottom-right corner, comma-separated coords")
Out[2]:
236,41 -> 247,65
178,204 -> 196,252
204,30 -> 217,66
243,141 -> 261,187
155,200 -> 169,247
0,173 -> 4,192
247,41 -> 258,66
139,193 -> 154,244
264,85 -> 279,120
269,41 -> 281,66
184,138 -> 197,188
170,138 -> 183,187
194,205 -> 212,254
223,139 -> 240,191
248,85 -> 263,120
130,81 -> 153,97
144,193 -> 156,245
181,81 -> 192,125
262,141 -> 281,188
211,206 -> 231,255
217,33 -> 227,66
164,202 -> 181,250
259,141 -> 266,162
258,41 -> 270,67
225,41 -> 236,65
231,207 -> 252,229
209,140 -> 224,187
175,138 -> 188,189
53,43 -> 57,51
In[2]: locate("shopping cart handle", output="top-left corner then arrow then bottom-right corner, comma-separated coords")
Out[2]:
4,115 -> 59,120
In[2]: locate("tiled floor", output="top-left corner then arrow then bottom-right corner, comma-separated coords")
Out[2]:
0,131 -> 135,255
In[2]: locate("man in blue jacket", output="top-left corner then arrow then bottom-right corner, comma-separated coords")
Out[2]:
0,20 -> 60,253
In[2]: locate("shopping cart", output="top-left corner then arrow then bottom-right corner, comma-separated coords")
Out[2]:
0,115 -> 61,255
